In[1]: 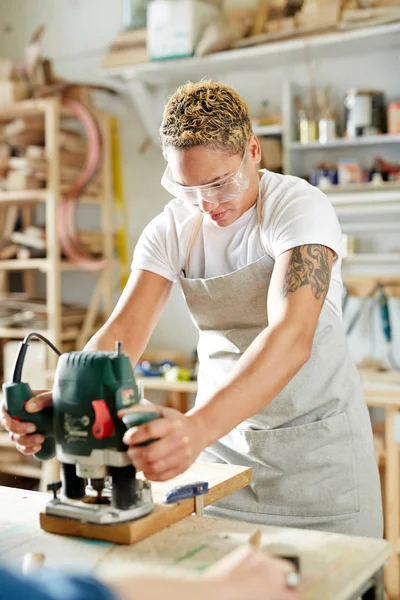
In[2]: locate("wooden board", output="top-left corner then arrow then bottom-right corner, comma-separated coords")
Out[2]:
0,485 -> 391,600
344,275 -> 400,297
40,462 -> 251,544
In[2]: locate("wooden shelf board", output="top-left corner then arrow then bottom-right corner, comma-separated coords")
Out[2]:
0,190 -> 49,204
343,275 -> 400,297
324,182 -> 400,196
0,190 -> 103,205
0,327 -> 49,339
139,376 -> 198,393
0,259 -> 107,271
0,98 -> 106,122
0,258 -> 49,271
253,124 -> 282,136
288,134 -> 400,150
0,99 -> 53,120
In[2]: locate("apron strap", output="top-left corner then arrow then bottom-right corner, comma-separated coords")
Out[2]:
184,212 -> 203,277
256,181 -> 269,256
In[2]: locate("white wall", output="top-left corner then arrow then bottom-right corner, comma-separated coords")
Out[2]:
0,0 -> 199,356
0,0 -> 399,367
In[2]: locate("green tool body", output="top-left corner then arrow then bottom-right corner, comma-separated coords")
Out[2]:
3,381 -> 55,461
2,333 -> 162,520
122,411 -> 161,446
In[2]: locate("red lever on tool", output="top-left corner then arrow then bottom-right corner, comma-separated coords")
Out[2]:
92,399 -> 114,440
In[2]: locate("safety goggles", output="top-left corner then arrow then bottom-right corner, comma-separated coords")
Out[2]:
161,151 -> 249,205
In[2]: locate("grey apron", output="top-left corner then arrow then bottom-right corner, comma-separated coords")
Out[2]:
180,193 -> 383,538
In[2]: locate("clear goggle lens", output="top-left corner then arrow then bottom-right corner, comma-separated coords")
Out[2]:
161,152 -> 249,205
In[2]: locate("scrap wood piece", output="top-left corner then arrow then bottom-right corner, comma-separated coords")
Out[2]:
59,130 -> 87,154
0,142 -> 11,161
26,146 -> 86,168
3,116 -> 45,139
0,242 -> 18,259
252,0 -> 270,36
0,81 -> 30,106
5,170 -> 43,191
17,246 -> 45,259
0,58 -> 17,81
0,310 -> 36,327
11,227 -> 46,251
233,22 -> 336,48
108,28 -> 147,52
6,130 -> 45,148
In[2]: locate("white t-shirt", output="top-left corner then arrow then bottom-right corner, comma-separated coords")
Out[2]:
132,170 -> 343,319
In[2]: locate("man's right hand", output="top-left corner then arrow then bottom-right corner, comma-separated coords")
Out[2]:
0,391 -> 52,455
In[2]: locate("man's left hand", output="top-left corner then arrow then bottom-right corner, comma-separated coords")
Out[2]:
119,405 -> 206,481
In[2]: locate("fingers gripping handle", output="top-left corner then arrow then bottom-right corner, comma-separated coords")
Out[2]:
2,382 -> 55,461
122,411 -> 161,447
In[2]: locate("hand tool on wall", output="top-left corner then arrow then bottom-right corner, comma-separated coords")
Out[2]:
345,282 -> 399,370
2,334 -> 161,524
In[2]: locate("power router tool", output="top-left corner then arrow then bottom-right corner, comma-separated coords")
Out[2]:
2,332 -> 161,525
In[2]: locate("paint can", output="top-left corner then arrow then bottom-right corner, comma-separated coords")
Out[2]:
344,89 -> 386,138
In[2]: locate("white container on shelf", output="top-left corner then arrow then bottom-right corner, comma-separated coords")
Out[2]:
147,0 -> 219,60
318,118 -> 336,144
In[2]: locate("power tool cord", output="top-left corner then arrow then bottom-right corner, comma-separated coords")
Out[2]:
12,333 -> 62,383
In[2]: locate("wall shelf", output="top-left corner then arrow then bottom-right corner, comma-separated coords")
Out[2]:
343,254 -> 400,265
323,185 -> 400,217
288,134 -> 400,150
106,22 -> 400,84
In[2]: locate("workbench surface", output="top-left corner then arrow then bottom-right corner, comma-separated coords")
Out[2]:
0,485 -> 391,600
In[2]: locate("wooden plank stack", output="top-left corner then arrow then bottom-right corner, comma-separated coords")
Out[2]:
102,28 -> 148,69
0,293 -> 105,341
0,58 -> 30,105
0,111 -> 105,195
0,224 -> 111,261
232,0 -> 400,49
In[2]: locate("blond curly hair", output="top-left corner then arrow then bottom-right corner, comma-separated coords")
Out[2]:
160,80 -> 252,156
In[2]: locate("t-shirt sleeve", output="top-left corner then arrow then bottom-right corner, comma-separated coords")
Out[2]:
131,211 -> 180,282
268,181 -> 342,259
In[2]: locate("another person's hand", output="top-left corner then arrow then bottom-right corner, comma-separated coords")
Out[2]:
206,546 -> 302,600
106,546 -> 301,600
119,404 -> 207,481
0,390 -> 52,455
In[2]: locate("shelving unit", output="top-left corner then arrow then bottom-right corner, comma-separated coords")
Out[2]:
0,98 -> 116,487
104,21 -> 400,145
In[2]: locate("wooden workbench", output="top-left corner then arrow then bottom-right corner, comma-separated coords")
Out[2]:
0,485 -> 390,600
362,375 -> 400,600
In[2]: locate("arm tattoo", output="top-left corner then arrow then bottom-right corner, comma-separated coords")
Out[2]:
282,245 -> 330,300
